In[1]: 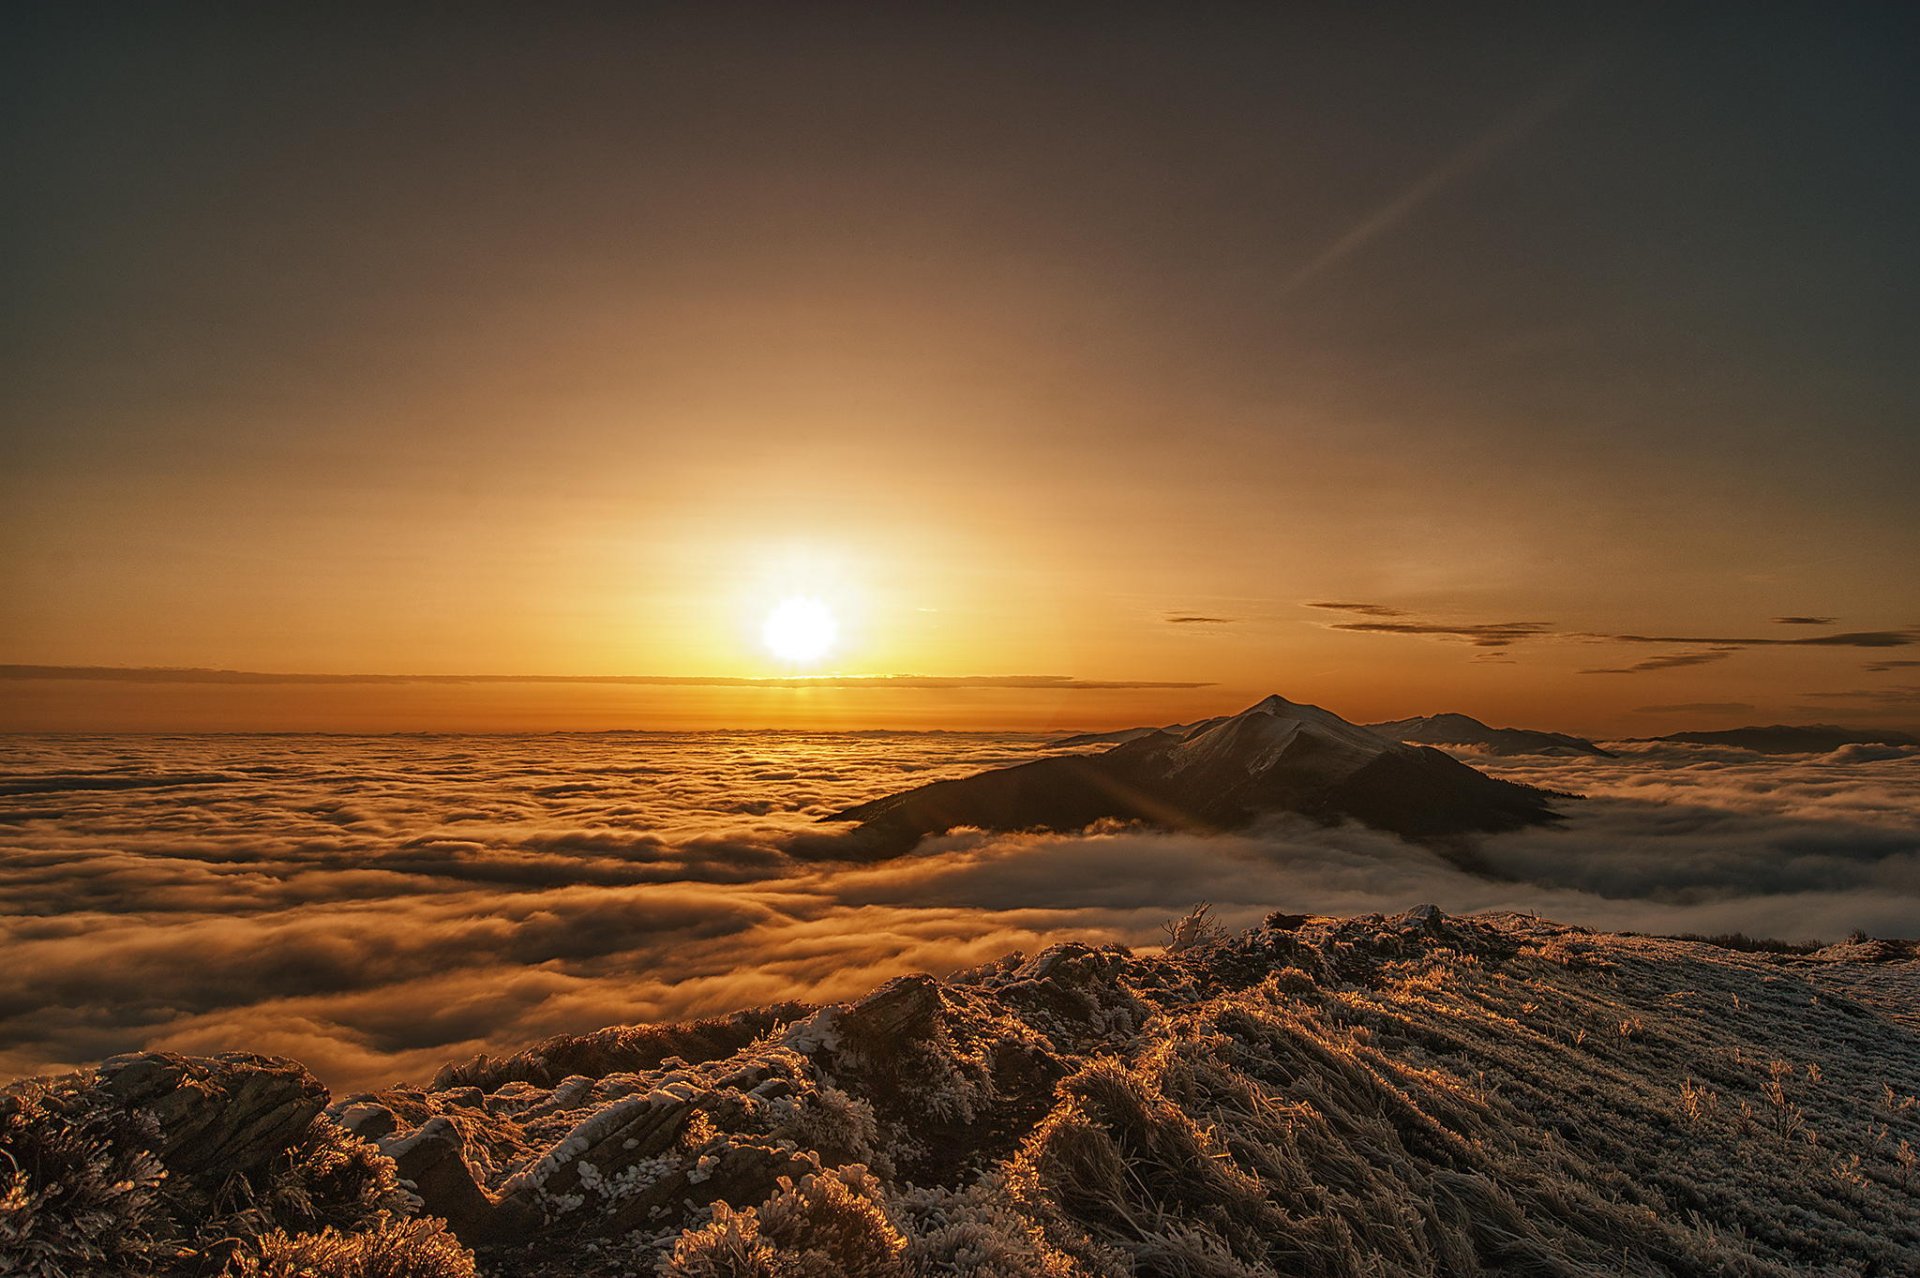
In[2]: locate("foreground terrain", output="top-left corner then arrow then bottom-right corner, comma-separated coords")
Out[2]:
5,908 -> 1919,1276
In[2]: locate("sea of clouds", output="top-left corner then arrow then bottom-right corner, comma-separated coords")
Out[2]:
2,731 -> 1916,1091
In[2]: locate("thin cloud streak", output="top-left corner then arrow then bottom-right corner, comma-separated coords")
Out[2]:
0,665 -> 1212,692
1307,602 -> 1410,618
1303,601 -> 1920,673
1331,621 -> 1557,648
1603,630 -> 1920,649
1580,649 -> 1737,675
1277,61 -> 1599,294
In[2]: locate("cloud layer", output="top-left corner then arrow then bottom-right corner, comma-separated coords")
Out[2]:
2,731 -> 1915,1092
1304,602 -> 1920,670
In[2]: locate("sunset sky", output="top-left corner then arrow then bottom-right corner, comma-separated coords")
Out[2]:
4,4 -> 1917,734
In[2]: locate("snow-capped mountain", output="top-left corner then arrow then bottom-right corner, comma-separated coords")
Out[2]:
824,694 -> 1561,856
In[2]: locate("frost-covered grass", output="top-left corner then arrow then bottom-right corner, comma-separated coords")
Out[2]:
5,909 -> 1918,1276
1,1065 -> 421,1276
331,909 -> 1920,1276
226,1219 -> 476,1278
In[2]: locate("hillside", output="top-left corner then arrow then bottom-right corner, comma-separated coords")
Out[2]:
5,909 -> 1918,1277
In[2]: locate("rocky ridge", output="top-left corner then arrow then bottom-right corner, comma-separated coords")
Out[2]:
6,909 -> 1919,1276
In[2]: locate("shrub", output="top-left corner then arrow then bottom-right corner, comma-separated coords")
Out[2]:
661,1202 -> 783,1278
662,1166 -> 907,1278
0,1074 -> 167,1278
223,1218 -> 476,1278
1162,903 -> 1224,952
898,1176 -> 1066,1278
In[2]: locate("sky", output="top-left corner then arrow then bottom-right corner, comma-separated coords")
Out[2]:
4,3 -> 1917,734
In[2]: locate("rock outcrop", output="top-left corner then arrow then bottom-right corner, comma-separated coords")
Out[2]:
96,1050 -> 329,1187
1,1050 -> 413,1276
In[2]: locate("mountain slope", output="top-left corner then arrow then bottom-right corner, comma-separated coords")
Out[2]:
1366,711 -> 1614,757
824,694 -> 1560,856
10,910 -> 1918,1276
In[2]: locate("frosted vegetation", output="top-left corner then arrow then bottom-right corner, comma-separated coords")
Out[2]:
5,908 -> 1917,1275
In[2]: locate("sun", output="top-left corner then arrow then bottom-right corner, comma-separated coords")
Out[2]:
762,596 -> 837,664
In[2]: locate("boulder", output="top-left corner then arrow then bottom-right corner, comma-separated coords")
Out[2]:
96,1051 -> 328,1185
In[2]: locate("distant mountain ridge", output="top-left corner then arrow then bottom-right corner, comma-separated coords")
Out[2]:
1644,724 -> 1920,754
825,694 -> 1561,857
1057,710 -> 1611,757
1365,712 -> 1614,757
1048,721 -> 1208,748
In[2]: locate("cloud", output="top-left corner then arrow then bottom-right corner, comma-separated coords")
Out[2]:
3,731 -> 1916,1093
1304,602 -> 1919,669
1631,702 -> 1757,715
1329,621 -> 1557,648
0,666 -> 1210,692
1800,683 -> 1920,700
1797,685 -> 1920,712
1866,660 -> 1920,674
1580,649 -> 1737,675
1276,60 -> 1597,294
1165,615 -> 1237,625
1603,630 -> 1920,649
1306,602 -> 1410,618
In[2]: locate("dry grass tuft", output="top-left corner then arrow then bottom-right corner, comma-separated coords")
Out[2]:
224,1218 -> 476,1278
662,1165 -> 907,1278
0,1073 -> 167,1277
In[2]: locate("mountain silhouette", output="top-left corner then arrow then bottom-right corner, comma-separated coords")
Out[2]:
823,694 -> 1560,857
1648,724 -> 1920,753
1366,712 -> 1614,757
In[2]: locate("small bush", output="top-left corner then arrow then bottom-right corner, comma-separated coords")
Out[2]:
899,1176 -> 1066,1278
1162,903 -> 1224,953
0,1074 -> 167,1278
663,1166 -> 907,1278
224,1218 -> 476,1278
662,1202 -> 783,1278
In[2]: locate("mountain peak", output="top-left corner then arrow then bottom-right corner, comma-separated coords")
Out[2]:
822,690 -> 1561,856
1215,694 -> 1395,756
